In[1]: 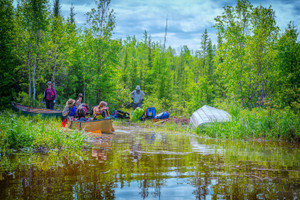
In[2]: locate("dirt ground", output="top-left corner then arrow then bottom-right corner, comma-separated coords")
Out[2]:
151,117 -> 190,125
168,117 -> 190,125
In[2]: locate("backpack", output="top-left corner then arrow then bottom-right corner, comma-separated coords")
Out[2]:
132,107 -> 145,122
49,88 -> 55,99
145,107 -> 156,119
113,110 -> 130,119
154,112 -> 169,119
44,88 -> 55,100
111,110 -> 118,118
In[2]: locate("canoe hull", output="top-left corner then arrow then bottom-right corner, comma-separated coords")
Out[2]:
68,118 -> 114,134
11,102 -> 63,119
190,105 -> 231,128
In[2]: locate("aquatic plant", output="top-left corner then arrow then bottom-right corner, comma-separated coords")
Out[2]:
0,111 -> 87,154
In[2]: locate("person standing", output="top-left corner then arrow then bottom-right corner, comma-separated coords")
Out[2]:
131,85 -> 145,110
43,81 -> 57,110
75,93 -> 83,107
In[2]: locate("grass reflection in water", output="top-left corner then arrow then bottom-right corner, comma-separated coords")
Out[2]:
0,127 -> 299,199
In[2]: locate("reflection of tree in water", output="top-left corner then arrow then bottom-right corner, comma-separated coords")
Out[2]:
139,174 -> 150,199
1,133 -> 299,199
192,170 -> 210,199
0,151 -> 116,199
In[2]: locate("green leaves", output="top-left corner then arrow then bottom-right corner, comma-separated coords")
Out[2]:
214,0 -> 280,109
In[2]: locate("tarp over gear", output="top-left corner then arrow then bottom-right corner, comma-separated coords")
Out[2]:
189,105 -> 231,128
154,111 -> 169,119
131,107 -> 144,122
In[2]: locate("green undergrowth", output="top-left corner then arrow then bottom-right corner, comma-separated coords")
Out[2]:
198,105 -> 300,142
115,105 -> 299,142
0,111 -> 87,155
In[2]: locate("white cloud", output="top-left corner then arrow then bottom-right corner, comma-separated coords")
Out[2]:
58,0 -> 300,52
266,2 -> 300,32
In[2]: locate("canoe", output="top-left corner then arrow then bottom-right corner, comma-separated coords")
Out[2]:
67,118 -> 114,134
11,102 -> 63,119
190,105 -> 231,128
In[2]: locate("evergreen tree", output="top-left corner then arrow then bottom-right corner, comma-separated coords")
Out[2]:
0,0 -> 16,109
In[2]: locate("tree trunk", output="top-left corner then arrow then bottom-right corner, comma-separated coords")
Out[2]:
52,46 -> 57,88
97,50 -> 102,102
27,50 -> 31,100
84,64 -> 86,103
33,33 -> 38,105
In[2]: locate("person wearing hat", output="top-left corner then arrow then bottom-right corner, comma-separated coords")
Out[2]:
75,93 -> 83,107
93,101 -> 109,120
43,81 -> 57,110
131,85 -> 145,110
62,99 -> 77,117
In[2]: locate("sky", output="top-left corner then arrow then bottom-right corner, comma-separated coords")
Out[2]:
59,0 -> 300,53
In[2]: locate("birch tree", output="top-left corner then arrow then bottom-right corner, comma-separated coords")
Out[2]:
22,0 -> 48,104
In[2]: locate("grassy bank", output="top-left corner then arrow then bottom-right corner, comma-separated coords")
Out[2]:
0,111 -> 87,155
116,105 -> 299,142
199,105 -> 300,141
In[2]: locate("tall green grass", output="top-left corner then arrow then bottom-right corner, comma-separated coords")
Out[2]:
199,105 -> 300,141
0,111 -> 87,154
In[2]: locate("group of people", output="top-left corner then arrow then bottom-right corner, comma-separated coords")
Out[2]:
62,96 -> 109,122
43,81 -> 145,121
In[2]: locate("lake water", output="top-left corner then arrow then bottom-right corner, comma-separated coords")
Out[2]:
0,127 -> 299,199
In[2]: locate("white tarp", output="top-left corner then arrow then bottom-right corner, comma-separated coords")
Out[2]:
189,105 -> 231,128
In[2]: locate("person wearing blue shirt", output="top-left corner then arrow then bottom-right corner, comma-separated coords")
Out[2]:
62,99 -> 77,117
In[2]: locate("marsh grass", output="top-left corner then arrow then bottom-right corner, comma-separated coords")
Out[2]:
0,111 -> 87,154
199,105 -> 300,141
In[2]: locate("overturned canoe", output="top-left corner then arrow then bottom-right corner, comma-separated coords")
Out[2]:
11,102 -> 63,119
190,105 -> 231,128
67,118 -> 114,134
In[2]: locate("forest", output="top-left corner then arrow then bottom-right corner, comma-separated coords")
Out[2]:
0,0 -> 299,140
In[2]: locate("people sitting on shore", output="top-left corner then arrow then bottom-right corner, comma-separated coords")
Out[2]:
62,99 -> 77,118
78,103 -> 90,115
76,103 -> 90,121
76,106 -> 88,121
93,101 -> 109,120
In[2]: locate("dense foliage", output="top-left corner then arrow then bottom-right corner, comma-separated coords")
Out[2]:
0,0 -> 299,140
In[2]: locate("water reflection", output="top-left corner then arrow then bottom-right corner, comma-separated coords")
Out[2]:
90,134 -> 113,163
0,128 -> 299,199
130,143 -> 142,162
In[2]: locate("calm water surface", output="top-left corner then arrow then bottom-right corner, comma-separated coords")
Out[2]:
0,127 -> 299,199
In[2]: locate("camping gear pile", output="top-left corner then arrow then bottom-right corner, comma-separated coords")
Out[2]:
111,107 -> 170,122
